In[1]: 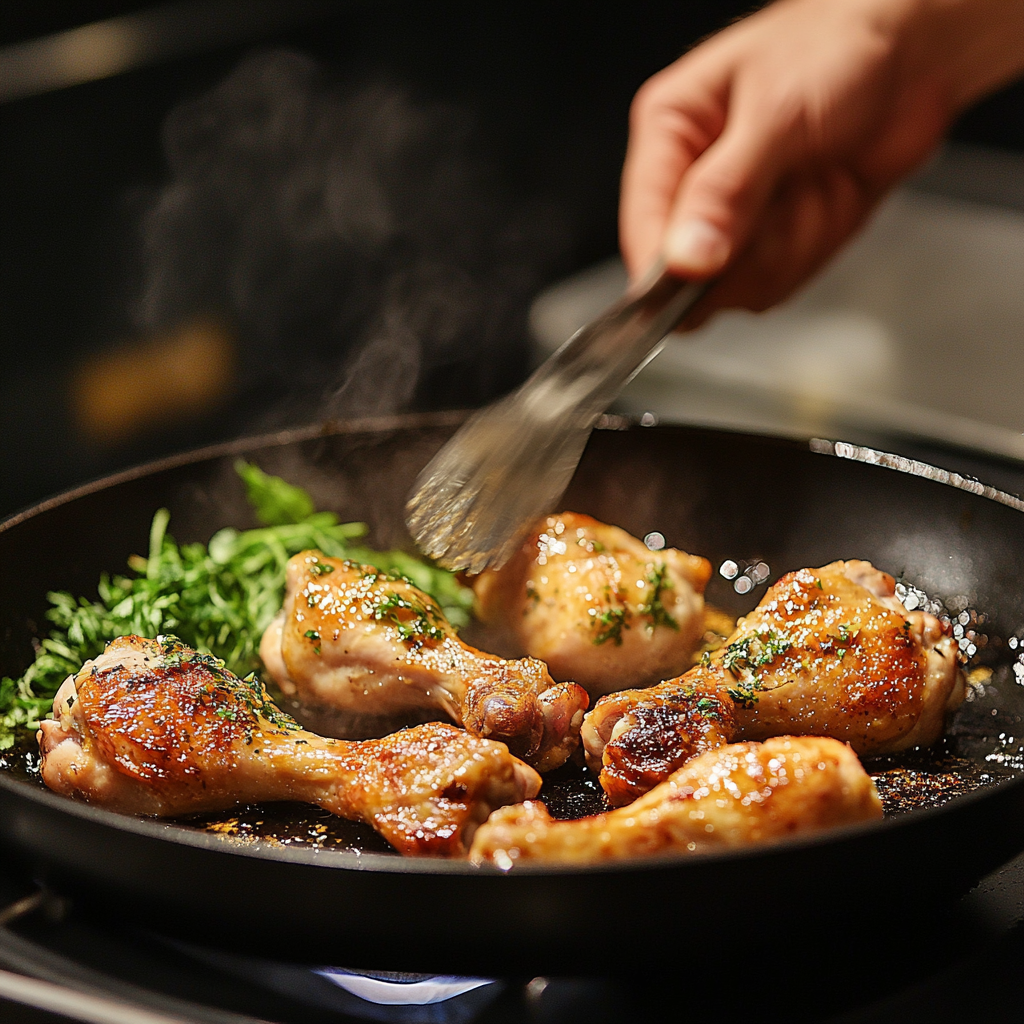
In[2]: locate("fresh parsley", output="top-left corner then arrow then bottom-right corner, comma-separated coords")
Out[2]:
593,606 -> 629,646
721,628 -> 793,675
726,683 -> 762,709
638,563 -> 678,632
371,590 -> 447,645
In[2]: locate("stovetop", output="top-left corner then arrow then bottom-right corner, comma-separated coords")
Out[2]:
0,846 -> 1021,1024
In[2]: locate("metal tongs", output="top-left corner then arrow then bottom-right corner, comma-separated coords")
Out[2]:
405,263 -> 710,573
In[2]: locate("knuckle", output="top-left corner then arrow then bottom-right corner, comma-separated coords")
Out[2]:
629,77 -> 663,126
629,64 -> 689,126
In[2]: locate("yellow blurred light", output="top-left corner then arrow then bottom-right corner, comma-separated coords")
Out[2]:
72,318 -> 236,444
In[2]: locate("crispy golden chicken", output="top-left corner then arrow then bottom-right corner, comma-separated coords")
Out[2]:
470,736 -> 882,866
584,560 -> 964,805
260,553 -> 588,771
37,635 -> 541,857
472,512 -> 712,697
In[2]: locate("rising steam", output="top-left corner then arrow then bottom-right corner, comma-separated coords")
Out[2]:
134,49 -> 568,423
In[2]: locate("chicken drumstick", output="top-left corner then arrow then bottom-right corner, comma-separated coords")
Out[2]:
260,553 -> 589,771
472,512 -> 712,697
38,635 -> 541,857
470,736 -> 882,866
583,560 -> 965,805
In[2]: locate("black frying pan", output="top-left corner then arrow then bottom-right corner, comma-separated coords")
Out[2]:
1,413 -> 1022,976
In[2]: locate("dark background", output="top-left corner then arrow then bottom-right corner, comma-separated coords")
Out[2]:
2,0 -> 1023,520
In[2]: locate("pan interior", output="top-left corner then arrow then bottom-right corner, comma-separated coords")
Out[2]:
1,418 -> 1023,864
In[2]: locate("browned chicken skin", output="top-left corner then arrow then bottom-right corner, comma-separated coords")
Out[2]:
472,512 -> 712,697
584,560 -> 965,805
37,635 -> 541,857
470,736 -> 882,866
260,553 -> 588,772
590,684 -> 737,805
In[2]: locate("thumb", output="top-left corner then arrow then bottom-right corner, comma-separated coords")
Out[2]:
663,107 -> 797,278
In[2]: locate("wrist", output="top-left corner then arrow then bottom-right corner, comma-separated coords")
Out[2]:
886,0 -> 1024,111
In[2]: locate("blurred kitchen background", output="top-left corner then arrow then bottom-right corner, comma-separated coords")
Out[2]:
2,0 -> 1023,519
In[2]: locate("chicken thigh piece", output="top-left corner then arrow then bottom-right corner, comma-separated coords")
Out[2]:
260,553 -> 588,771
472,512 -> 712,697
583,560 -> 965,805
470,736 -> 882,866
37,635 -> 541,857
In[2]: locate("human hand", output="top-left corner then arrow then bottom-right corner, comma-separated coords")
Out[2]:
620,0 -> 1024,324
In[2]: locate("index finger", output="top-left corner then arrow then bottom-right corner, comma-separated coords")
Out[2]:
619,58 -> 728,280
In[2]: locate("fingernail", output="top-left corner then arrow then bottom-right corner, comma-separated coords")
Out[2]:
664,219 -> 730,273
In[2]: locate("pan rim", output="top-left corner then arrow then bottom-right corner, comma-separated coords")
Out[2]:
4,412 -> 1024,536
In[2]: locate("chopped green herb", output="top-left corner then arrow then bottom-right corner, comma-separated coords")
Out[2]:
695,696 -> 724,719
372,591 -> 447,646
638,563 -> 678,632
727,684 -> 761,709
836,622 -> 859,644
304,630 -> 320,641
721,628 -> 793,676
593,606 -> 629,646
